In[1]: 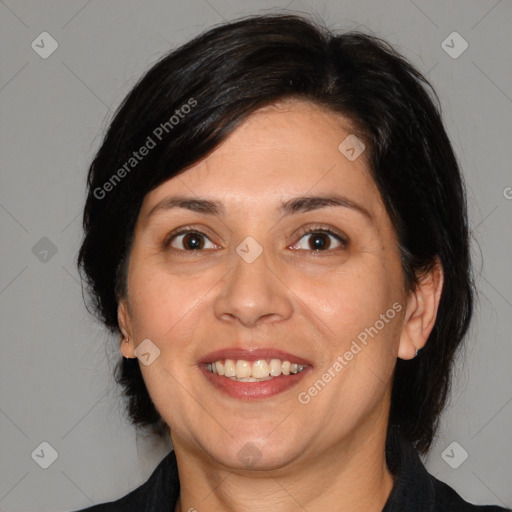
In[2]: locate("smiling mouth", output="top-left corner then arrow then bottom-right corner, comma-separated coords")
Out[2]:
204,358 -> 306,382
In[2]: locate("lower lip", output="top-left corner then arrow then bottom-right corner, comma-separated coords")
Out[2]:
200,366 -> 311,399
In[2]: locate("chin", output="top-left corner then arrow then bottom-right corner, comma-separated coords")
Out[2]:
203,433 -> 304,473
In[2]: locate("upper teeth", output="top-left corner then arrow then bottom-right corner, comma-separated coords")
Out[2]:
205,359 -> 305,380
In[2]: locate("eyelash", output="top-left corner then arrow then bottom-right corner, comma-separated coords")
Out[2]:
164,225 -> 348,253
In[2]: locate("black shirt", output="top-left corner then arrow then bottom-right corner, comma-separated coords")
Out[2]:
74,427 -> 509,511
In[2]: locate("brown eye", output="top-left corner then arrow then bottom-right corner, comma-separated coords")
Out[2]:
168,231 -> 216,251
307,233 -> 332,250
291,228 -> 347,251
182,233 -> 204,250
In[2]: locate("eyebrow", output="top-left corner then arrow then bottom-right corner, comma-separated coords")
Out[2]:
147,194 -> 372,221
280,195 -> 372,220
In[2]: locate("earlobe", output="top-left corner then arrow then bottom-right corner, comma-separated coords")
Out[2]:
118,300 -> 136,359
398,260 -> 444,360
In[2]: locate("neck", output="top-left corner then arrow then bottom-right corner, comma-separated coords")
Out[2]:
173,425 -> 394,512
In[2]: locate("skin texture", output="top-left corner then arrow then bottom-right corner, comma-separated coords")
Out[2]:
118,99 -> 443,512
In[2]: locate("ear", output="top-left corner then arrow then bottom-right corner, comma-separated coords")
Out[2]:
118,299 -> 136,359
398,259 -> 444,360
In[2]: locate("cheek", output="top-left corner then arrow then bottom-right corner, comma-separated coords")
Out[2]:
127,263 -> 213,342
289,255 -> 404,398
290,259 -> 400,341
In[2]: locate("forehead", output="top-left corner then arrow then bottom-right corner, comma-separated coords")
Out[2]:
139,99 -> 382,220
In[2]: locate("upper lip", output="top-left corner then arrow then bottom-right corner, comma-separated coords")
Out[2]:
197,348 -> 312,366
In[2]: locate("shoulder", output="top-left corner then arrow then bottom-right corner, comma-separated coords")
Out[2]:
72,485 -> 150,512
384,425 -> 509,512
69,450 -> 179,512
430,474 -> 510,512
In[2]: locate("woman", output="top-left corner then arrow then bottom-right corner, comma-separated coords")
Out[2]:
74,13 -> 509,512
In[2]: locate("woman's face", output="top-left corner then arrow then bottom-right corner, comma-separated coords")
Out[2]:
119,100 -> 411,471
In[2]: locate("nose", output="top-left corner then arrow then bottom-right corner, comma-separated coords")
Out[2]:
213,244 -> 293,328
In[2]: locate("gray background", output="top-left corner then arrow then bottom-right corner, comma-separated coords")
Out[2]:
0,0 -> 511,510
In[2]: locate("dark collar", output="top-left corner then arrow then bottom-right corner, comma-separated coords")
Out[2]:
82,426 -> 507,511
382,425 -> 435,511
148,427 -> 437,512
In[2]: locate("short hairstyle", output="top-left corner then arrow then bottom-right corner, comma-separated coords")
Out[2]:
77,13 -> 473,454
